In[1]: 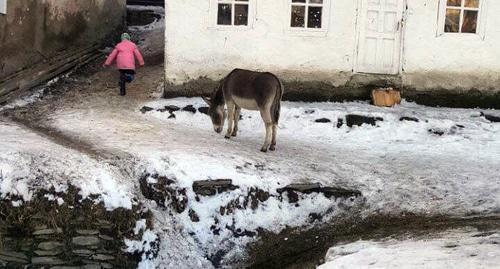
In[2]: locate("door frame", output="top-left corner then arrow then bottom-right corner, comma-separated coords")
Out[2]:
353,0 -> 407,75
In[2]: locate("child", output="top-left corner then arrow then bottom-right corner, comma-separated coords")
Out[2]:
104,33 -> 145,96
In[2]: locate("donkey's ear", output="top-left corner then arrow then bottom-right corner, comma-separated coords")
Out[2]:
202,96 -> 212,106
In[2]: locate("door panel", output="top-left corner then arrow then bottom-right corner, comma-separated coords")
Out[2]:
356,0 -> 404,74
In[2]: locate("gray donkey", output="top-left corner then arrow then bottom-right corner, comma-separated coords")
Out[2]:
202,69 -> 284,152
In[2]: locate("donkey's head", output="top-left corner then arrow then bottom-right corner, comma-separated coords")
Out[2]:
202,91 -> 226,133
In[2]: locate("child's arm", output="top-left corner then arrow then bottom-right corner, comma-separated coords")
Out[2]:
134,46 -> 145,67
104,48 -> 119,66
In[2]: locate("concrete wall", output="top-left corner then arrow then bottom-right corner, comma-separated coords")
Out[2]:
403,0 -> 500,93
0,0 -> 126,81
164,0 -> 500,107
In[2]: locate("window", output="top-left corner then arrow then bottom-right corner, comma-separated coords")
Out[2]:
216,0 -> 249,26
443,0 -> 481,33
290,0 -> 324,29
0,0 -> 7,15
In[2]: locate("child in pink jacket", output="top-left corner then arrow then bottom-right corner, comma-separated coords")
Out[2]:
104,33 -> 145,96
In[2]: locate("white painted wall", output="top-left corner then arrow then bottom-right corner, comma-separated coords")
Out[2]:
165,0 -> 500,91
165,0 -> 358,85
402,0 -> 500,91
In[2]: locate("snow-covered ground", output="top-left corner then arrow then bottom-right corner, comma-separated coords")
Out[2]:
0,120 -> 134,210
37,95 -> 498,267
318,228 -> 500,269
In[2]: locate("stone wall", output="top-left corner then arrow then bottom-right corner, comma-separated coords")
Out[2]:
0,0 -> 126,99
0,185 -> 150,268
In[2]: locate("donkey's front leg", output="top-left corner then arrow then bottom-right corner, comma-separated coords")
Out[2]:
225,103 -> 236,139
232,106 -> 241,137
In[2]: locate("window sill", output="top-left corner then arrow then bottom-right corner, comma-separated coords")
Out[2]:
436,32 -> 486,41
286,28 -> 328,37
208,24 -> 254,31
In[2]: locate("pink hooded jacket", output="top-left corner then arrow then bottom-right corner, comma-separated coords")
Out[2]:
104,40 -> 145,70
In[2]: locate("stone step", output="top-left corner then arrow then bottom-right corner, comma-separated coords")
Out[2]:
193,179 -> 239,196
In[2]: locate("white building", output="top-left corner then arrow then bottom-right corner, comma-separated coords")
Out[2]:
164,0 -> 500,107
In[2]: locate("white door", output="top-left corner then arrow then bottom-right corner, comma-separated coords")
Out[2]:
356,0 -> 404,74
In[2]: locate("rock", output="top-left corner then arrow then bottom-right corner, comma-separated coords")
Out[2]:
91,254 -> 115,261
336,118 -> 344,128
164,105 -> 181,112
346,114 -> 383,127
0,250 -> 28,260
101,263 -> 114,269
182,105 -> 197,113
98,234 -> 114,241
198,106 -> 209,115
189,209 -> 200,222
0,251 -> 28,263
428,128 -> 445,136
72,236 -> 100,246
277,183 -> 362,201
193,179 -> 239,196
33,228 -> 62,235
304,109 -> 315,114
158,105 -> 180,112
73,249 -> 94,256
399,116 -> 419,122
38,241 -> 64,250
139,174 -> 187,212
82,265 -> 102,269
140,106 -> 154,114
481,112 -> 500,122
168,112 -> 176,119
50,266 -> 82,269
76,229 -> 99,235
35,249 -> 63,256
32,257 -> 65,265
315,118 -> 331,123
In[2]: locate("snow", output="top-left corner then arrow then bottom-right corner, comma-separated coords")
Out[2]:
41,95 -> 500,267
318,229 -> 500,269
0,120 -> 134,210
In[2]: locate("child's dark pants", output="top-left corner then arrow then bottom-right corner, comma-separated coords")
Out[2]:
119,69 -> 135,96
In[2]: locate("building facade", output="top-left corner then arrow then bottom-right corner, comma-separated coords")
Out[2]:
164,0 -> 500,107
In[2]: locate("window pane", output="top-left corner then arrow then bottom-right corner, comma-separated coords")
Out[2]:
307,6 -> 322,28
217,4 -> 232,25
310,0 -> 324,4
444,9 -> 460,32
291,6 -> 305,27
464,0 -> 479,8
462,10 -> 478,33
446,0 -> 462,7
234,4 -> 248,25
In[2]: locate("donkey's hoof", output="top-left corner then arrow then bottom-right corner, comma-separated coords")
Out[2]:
269,145 -> 276,151
260,147 -> 268,153
231,132 -> 237,137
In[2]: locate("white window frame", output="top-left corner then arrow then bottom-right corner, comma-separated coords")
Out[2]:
286,0 -> 331,37
437,0 -> 487,39
208,0 -> 256,30
0,0 -> 7,15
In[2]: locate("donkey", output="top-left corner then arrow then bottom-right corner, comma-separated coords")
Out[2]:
202,69 -> 284,152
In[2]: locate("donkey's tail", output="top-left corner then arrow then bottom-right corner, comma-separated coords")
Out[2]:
271,76 -> 284,124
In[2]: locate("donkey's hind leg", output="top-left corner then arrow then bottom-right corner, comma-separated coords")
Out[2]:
269,124 -> 277,151
260,108 -> 273,152
232,106 -> 241,137
225,102 -> 236,139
